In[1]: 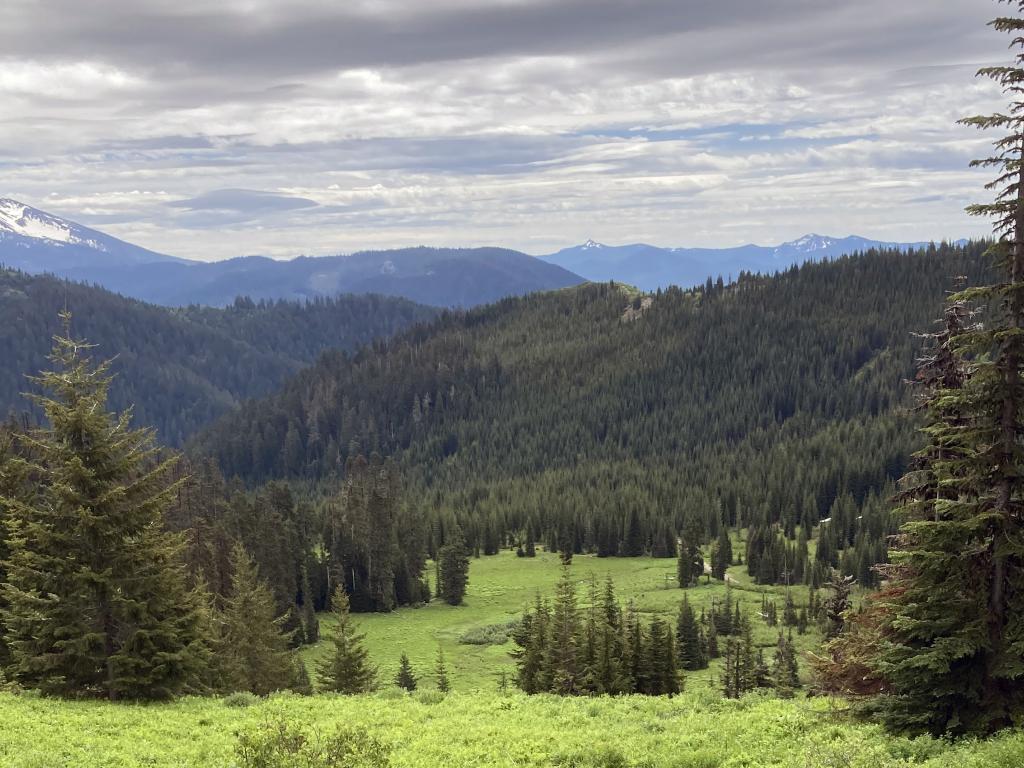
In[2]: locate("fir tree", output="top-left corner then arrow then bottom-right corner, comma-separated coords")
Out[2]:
1,318 -> 207,700
855,5 -> 1024,734
546,564 -> 580,695
676,595 -> 707,671
772,632 -> 801,698
219,545 -> 296,696
435,646 -> 450,693
299,565 -> 319,645
437,530 -> 470,606
395,652 -> 417,691
316,586 -> 376,694
711,527 -> 732,580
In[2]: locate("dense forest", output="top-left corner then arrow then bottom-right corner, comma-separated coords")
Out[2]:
0,268 -> 437,444
194,242 -> 992,589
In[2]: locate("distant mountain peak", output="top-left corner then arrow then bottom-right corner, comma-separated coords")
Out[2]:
0,198 -> 107,251
582,239 -> 605,250
778,234 -> 837,254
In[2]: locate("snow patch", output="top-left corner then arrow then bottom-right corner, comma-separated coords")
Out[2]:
0,198 -> 108,251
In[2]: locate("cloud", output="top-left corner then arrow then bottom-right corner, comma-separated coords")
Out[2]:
0,0 -> 1010,259
169,189 -> 320,214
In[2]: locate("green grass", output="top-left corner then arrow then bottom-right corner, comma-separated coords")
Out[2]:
302,547 -> 835,692
2,689 -> 1022,767
2,551 -> 1022,767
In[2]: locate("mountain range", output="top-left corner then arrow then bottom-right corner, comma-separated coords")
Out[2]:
1,197 -> 966,305
0,199 -> 582,308
538,234 -> 968,291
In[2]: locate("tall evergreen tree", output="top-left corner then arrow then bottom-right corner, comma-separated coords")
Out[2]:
437,530 -> 470,606
546,564 -> 580,695
676,595 -> 707,671
844,7 -> 1024,734
1,317 -> 207,700
711,526 -> 733,580
219,544 -> 296,696
316,586 -> 376,694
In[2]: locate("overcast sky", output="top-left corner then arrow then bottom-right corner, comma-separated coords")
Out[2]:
0,0 -> 1012,261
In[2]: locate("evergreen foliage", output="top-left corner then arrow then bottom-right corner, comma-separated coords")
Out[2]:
0,316 -> 207,700
434,647 -> 450,693
0,269 -> 436,445
394,653 -> 417,692
316,587 -> 376,694
218,544 -> 297,696
511,572 -> 682,696
437,532 -> 470,606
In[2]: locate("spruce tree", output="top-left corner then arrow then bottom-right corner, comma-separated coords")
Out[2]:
219,544 -> 296,696
300,566 -> 319,645
437,530 -> 470,606
1,318 -> 207,700
395,652 -> 417,691
316,586 -> 376,694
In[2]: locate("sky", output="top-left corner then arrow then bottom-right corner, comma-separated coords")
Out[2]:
0,0 -> 1013,261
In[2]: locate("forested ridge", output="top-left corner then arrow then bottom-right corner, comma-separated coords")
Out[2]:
0,268 -> 437,444
194,242 -> 991,581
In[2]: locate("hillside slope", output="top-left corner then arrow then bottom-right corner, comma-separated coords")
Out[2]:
194,242 -> 992,544
0,269 -> 437,444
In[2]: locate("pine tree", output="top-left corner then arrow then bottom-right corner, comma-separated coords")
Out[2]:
219,545 -> 296,696
395,652 -> 417,691
1,318 -> 207,700
435,646 -> 450,693
437,530 -> 470,606
316,586 -> 376,694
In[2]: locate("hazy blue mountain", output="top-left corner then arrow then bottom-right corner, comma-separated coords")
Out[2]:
540,234 -> 961,290
0,198 -> 583,308
64,246 -> 585,308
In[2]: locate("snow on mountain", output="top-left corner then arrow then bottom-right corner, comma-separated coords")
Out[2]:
0,198 -> 181,273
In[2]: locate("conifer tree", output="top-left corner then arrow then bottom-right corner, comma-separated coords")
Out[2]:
395,652 -> 417,691
1,318 -> 207,700
676,595 -> 707,671
219,545 -> 296,696
856,3 -> 1024,734
300,566 -> 319,645
772,632 -> 801,698
711,527 -> 732,580
546,564 -> 580,695
316,586 -> 376,694
437,530 -> 470,606
435,646 -> 450,693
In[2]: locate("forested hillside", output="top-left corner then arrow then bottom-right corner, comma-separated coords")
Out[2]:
194,242 -> 989,580
0,269 -> 437,444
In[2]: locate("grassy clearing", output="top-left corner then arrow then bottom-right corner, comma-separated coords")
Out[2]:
2,689 -> 1022,768
302,547 -> 836,692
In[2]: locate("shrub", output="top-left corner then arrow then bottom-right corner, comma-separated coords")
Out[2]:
235,718 -> 391,768
416,689 -> 446,706
458,620 -> 519,646
224,691 -> 260,708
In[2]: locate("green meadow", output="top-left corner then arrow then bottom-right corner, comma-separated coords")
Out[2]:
1,550 -> 1022,767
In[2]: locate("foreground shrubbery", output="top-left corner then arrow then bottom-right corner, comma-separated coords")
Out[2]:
0,689 -> 1022,768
